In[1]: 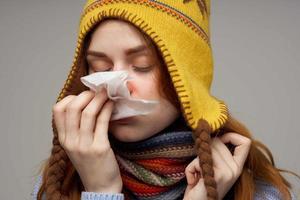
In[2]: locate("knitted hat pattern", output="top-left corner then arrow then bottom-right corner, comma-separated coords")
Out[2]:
58,0 -> 229,132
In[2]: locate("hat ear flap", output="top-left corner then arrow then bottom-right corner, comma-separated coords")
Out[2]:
193,118 -> 218,200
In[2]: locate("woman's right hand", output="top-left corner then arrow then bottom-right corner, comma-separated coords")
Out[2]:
52,89 -> 123,193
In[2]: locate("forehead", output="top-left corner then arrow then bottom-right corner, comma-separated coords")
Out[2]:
90,20 -> 148,47
86,19 -> 157,57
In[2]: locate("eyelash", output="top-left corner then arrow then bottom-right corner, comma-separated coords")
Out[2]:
93,65 -> 153,73
133,65 -> 153,73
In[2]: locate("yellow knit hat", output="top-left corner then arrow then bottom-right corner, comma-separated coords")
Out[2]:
59,0 -> 228,132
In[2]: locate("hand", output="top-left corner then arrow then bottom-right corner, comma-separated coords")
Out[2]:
52,89 -> 122,193
183,132 -> 252,200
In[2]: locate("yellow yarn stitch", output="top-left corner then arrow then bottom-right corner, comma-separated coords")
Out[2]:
61,0 -> 228,132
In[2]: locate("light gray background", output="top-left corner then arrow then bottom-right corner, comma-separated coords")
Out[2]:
0,0 -> 299,199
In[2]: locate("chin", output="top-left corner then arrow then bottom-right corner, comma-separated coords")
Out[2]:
109,122 -> 158,142
109,124 -> 139,142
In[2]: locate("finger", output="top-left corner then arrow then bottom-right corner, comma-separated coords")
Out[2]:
65,91 -> 95,141
219,132 -> 252,169
194,178 -> 207,195
79,89 -> 108,146
93,100 -> 115,145
211,137 -> 235,168
210,144 -> 232,181
80,88 -> 107,134
184,177 -> 207,199
211,141 -> 230,170
52,95 -> 76,145
185,157 -> 202,186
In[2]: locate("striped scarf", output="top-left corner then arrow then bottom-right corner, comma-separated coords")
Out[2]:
109,118 -> 197,200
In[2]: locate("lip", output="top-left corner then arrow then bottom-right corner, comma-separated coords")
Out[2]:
112,117 -> 134,124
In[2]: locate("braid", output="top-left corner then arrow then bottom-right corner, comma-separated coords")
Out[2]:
45,116 -> 70,200
193,119 -> 218,200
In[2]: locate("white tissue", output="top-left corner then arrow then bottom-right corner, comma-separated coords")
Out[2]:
80,70 -> 159,121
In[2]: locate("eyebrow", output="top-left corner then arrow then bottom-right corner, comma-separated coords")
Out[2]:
86,44 -> 149,58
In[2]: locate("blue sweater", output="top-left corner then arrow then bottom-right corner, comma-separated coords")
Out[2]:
31,175 -> 297,200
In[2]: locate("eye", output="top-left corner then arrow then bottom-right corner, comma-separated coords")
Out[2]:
91,68 -> 112,72
133,65 -> 153,73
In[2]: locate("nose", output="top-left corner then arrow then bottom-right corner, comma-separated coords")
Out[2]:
112,63 -> 135,95
126,80 -> 135,96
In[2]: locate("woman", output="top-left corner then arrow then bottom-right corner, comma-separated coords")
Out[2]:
32,0 -> 299,199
